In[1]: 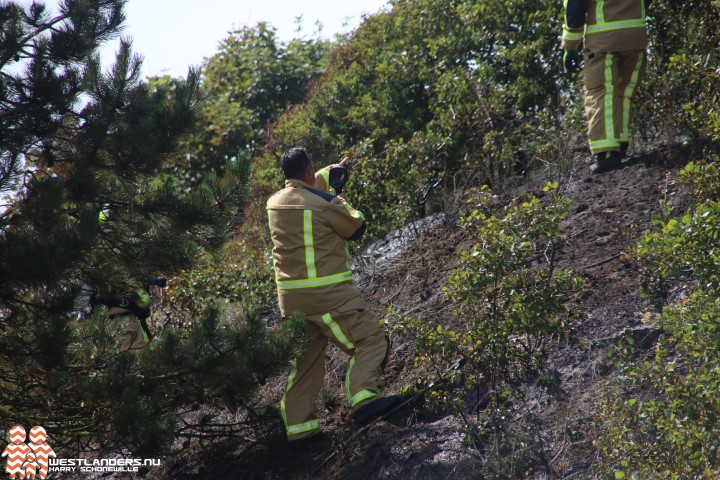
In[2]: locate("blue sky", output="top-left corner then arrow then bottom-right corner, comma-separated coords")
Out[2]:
17,0 -> 390,78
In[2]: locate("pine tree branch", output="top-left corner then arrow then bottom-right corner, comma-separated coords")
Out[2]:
87,51 -> 135,170
0,403 -> 38,426
0,13 -> 67,69
144,346 -> 239,382
0,156 -> 20,193
1,1 -> 125,70
4,295 -> 48,313
175,421 -> 253,433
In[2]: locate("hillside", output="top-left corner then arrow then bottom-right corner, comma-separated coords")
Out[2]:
2,2 -> 718,477
159,144 -> 703,480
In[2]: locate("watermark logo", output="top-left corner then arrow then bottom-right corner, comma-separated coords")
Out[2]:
3,426 -> 161,477
2,426 -> 55,479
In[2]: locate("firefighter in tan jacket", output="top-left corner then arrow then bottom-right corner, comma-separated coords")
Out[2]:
267,147 -> 398,448
562,0 -> 649,173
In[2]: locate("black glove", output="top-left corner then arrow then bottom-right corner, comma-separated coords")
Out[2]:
328,166 -> 349,194
147,276 -> 167,288
563,48 -> 582,74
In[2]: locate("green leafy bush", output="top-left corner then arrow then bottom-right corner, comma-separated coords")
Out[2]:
395,183 -> 582,473
164,22 -> 333,188
595,156 -> 720,479
265,0 -> 573,240
260,0 -> 720,244
634,1 -> 720,145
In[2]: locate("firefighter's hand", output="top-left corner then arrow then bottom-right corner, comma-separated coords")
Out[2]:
563,48 -> 582,74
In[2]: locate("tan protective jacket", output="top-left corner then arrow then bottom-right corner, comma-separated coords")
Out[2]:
267,170 -> 366,317
562,0 -> 648,52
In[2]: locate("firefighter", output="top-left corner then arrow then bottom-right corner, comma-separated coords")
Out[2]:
267,147 -> 397,448
93,208 -> 163,351
94,287 -> 154,351
562,0 -> 649,173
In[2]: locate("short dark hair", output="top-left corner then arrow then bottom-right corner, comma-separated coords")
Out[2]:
280,147 -> 312,180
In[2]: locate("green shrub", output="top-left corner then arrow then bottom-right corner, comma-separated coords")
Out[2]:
395,183 -> 582,471
595,156 -> 720,479
634,1 -> 720,145
265,0 -> 574,241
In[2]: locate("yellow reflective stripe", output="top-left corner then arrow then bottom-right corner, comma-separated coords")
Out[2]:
286,419 -> 321,436
281,359 -> 298,428
622,53 -> 645,140
322,312 -> 355,350
345,241 -> 351,271
276,271 -> 353,290
139,322 -> 149,343
562,28 -> 584,41
588,0 -> 646,35
586,18 -> 646,34
590,139 -> 621,149
286,360 -> 297,391
345,357 -> 378,407
345,357 -> 354,401
603,53 -> 615,144
590,139 -> 621,147
282,359 -> 322,436
268,209 -> 280,284
317,166 -> 331,190
350,390 -> 378,408
135,288 -> 151,307
562,0 -> 578,41
343,203 -> 365,220
303,210 -> 317,279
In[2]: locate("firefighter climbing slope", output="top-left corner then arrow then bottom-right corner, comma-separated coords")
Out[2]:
267,147 -> 399,449
562,0 -> 649,174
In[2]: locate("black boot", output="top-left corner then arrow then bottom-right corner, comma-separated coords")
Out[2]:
620,142 -> 629,157
287,431 -> 331,452
591,151 -> 622,174
352,395 -> 404,424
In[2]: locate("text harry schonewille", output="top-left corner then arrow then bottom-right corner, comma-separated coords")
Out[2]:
49,458 -> 161,473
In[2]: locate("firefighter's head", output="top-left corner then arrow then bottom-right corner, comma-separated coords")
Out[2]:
280,147 -> 315,184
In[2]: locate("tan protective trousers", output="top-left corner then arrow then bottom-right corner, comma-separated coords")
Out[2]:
119,316 -> 149,351
281,295 -> 388,440
108,307 -> 150,352
584,50 -> 647,154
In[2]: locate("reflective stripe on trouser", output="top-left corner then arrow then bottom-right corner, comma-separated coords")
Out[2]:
281,298 -> 388,439
583,50 -> 646,154
281,332 -> 326,440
